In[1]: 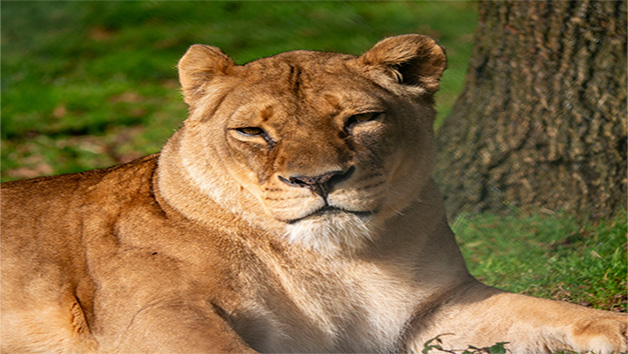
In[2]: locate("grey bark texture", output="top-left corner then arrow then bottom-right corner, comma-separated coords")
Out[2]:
435,0 -> 627,220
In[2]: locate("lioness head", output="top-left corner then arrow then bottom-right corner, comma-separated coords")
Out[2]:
159,35 -> 446,253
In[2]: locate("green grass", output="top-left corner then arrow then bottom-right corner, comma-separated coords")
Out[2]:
1,1 -> 477,181
453,208 -> 627,312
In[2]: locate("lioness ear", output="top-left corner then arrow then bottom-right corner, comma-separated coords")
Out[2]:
360,34 -> 446,94
178,44 -> 235,106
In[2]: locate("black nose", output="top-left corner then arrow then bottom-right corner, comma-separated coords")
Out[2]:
279,167 -> 355,198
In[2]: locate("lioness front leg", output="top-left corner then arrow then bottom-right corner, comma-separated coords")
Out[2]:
105,302 -> 256,354
409,283 -> 627,354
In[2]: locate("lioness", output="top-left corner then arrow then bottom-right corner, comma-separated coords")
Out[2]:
1,34 -> 626,354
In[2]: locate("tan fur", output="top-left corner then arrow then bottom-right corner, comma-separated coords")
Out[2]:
1,34 -> 626,354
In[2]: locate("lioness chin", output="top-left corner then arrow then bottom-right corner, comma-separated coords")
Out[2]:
1,34 -> 626,354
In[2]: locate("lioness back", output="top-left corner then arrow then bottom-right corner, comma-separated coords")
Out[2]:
1,155 -> 260,353
1,156 -> 156,353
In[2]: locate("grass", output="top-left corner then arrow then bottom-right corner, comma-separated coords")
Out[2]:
1,1 -> 477,181
453,208 -> 627,312
2,1 -> 625,315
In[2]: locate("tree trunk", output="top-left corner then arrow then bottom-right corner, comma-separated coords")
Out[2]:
435,0 -> 627,220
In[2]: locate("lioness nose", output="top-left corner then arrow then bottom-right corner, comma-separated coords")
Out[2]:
279,167 -> 355,198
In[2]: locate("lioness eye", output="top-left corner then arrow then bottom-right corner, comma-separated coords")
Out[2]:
236,127 -> 265,137
345,112 -> 383,130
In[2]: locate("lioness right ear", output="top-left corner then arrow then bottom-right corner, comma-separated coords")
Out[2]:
178,44 -> 235,106
359,34 -> 447,94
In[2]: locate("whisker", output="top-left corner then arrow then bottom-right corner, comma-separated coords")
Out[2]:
359,180 -> 386,190
355,173 -> 384,183
264,194 -> 313,202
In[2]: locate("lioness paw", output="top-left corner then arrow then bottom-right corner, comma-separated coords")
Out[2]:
570,313 -> 628,354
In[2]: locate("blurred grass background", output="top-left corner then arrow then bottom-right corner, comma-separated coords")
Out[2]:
1,1 -> 625,312
1,1 -> 476,180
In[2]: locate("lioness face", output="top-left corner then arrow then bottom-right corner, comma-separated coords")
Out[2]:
175,36 -> 446,252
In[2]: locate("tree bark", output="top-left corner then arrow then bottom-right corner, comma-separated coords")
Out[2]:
435,0 -> 627,220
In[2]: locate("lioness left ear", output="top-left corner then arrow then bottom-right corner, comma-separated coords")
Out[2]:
359,34 -> 447,94
178,44 -> 235,106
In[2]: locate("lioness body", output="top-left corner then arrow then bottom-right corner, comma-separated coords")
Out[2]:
1,35 -> 626,353
2,155 -> 462,353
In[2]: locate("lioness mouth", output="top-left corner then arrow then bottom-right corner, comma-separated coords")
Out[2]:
286,206 -> 375,224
